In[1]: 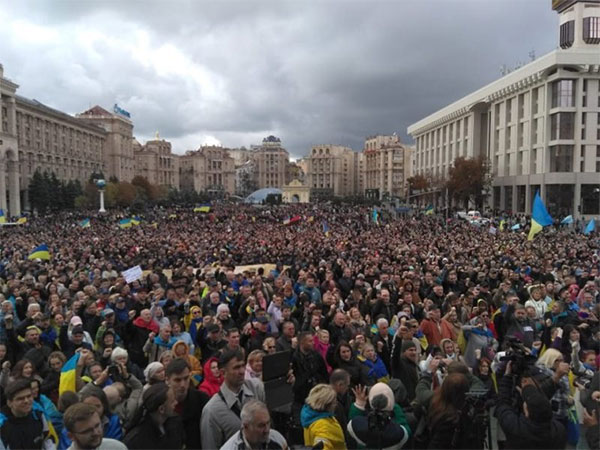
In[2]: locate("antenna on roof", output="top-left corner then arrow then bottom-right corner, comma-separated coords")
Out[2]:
529,50 -> 536,61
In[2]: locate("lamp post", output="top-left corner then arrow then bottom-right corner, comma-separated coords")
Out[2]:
96,179 -> 106,213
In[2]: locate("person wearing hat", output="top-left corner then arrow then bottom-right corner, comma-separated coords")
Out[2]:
347,382 -> 410,449
94,308 -> 124,349
197,321 -> 227,364
59,321 -> 93,359
243,316 -> 272,353
123,382 -> 183,449
495,363 -> 567,449
419,304 -> 455,348
391,340 -> 420,404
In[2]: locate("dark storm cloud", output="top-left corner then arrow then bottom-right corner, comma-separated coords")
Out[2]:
1,0 -> 557,157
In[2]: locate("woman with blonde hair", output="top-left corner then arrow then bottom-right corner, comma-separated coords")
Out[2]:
245,349 -> 265,380
300,384 -> 346,450
535,347 -> 571,422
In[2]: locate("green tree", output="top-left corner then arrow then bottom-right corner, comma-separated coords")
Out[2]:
28,169 -> 48,212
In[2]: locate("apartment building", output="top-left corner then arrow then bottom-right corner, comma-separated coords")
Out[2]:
179,145 -> 235,195
306,144 -> 362,197
363,134 -> 413,200
134,136 -> 180,188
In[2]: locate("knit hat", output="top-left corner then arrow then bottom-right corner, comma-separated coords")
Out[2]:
368,383 -> 395,411
143,362 -> 164,381
401,340 -> 416,353
522,385 -> 552,423
70,315 -> 83,326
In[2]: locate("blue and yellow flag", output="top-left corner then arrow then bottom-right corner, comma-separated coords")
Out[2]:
119,218 -> 132,229
79,218 -> 90,228
0,209 -> 6,224
59,352 -> 80,395
584,218 -> 596,235
528,191 -> 553,241
28,244 -> 51,260
424,205 -> 434,215
194,205 -> 211,213
131,216 -> 141,226
322,220 -> 330,237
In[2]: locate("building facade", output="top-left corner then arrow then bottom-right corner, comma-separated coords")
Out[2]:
306,144 -> 362,197
408,0 -> 600,217
179,145 -> 235,196
77,106 -> 135,183
363,135 -> 413,200
250,136 -> 290,189
134,136 -> 179,188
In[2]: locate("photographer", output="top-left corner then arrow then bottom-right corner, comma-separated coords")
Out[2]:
347,383 -> 410,449
495,362 -> 567,449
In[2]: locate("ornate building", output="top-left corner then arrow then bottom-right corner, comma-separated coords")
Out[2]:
363,135 -> 413,200
250,136 -> 290,189
134,136 -> 179,188
306,145 -> 362,198
179,145 -> 235,196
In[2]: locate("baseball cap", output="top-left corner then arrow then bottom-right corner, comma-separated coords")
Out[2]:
102,308 -> 115,317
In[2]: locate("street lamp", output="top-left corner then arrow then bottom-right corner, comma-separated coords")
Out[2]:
96,179 -> 106,213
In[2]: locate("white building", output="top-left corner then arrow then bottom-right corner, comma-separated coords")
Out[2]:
408,0 -> 600,218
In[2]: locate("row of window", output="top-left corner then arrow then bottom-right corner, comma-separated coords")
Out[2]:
560,17 -> 600,48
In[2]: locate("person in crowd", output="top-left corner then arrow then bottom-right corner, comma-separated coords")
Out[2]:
166,357 -> 209,450
495,362 -> 567,449
331,341 -> 370,388
358,342 -> 389,384
201,349 -> 266,449
122,382 -> 183,449
291,331 -> 329,409
392,340 -> 420,403
198,356 -> 223,397
300,383 -> 345,450
245,349 -> 265,380
143,362 -> 166,389
62,403 -> 127,450
221,400 -> 288,450
172,340 -> 202,384
0,378 -> 56,450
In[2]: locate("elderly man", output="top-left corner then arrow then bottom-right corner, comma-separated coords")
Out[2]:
220,400 -> 288,450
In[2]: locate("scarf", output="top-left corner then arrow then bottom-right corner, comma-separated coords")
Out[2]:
133,316 -> 159,334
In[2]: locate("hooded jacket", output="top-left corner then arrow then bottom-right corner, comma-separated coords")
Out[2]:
172,341 -> 203,379
300,404 -> 345,450
198,357 -> 223,397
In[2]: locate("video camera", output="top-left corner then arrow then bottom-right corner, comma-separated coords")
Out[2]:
499,336 -> 538,377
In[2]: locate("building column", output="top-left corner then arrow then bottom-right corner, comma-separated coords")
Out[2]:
574,182 -> 581,217
0,163 -> 7,212
8,160 -> 20,217
7,97 -> 17,135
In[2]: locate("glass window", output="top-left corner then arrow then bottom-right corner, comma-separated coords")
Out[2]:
549,145 -> 574,172
552,80 -> 575,108
550,112 -> 575,140
583,17 -> 600,44
581,184 -> 600,215
560,20 -> 575,48
517,185 -> 526,212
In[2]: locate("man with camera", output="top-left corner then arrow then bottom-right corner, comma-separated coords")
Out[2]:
495,362 -> 567,449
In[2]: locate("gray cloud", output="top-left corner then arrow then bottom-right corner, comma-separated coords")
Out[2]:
1,0 -> 557,158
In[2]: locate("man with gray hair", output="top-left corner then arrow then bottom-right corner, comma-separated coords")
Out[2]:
220,399 -> 288,450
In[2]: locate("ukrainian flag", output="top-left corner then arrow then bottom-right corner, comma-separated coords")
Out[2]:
59,353 -> 80,395
528,191 -> 553,241
28,244 -> 51,260
79,218 -> 90,228
194,205 -> 211,213
0,209 -> 5,224
424,205 -> 434,215
131,216 -> 141,226
119,218 -> 132,229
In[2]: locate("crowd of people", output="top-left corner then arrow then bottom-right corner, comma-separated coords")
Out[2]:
0,203 -> 598,450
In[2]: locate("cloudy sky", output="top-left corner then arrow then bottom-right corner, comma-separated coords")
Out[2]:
1,0 -> 558,158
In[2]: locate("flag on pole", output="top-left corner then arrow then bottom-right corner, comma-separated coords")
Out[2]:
424,205 -> 434,215
499,220 -> 506,231
59,353 -> 80,395
511,223 -> 521,230
119,218 -> 132,229
584,218 -> 596,235
79,218 -> 90,228
28,244 -> 51,260
528,191 -> 553,241
561,215 -> 574,225
131,216 -> 141,226
194,205 -> 211,213
0,209 -> 6,224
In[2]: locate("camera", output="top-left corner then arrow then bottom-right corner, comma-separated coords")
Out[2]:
499,337 -> 538,377
108,364 -> 121,379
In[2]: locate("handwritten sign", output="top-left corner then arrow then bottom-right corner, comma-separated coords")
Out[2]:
122,265 -> 143,284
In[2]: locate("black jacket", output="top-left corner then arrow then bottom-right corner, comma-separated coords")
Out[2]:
291,349 -> 328,403
176,387 -> 210,450
123,415 -> 184,449
494,376 -> 566,449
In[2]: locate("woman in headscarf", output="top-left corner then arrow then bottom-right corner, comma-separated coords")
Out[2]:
143,362 -> 166,391
172,340 -> 203,384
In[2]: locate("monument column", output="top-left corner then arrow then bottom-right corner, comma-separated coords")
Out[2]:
0,161 -> 7,212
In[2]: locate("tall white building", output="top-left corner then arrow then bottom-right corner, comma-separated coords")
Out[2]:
408,0 -> 600,218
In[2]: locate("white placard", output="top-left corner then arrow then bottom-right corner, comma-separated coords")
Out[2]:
122,265 -> 143,284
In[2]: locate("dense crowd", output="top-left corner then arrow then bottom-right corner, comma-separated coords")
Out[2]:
0,204 -> 598,450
